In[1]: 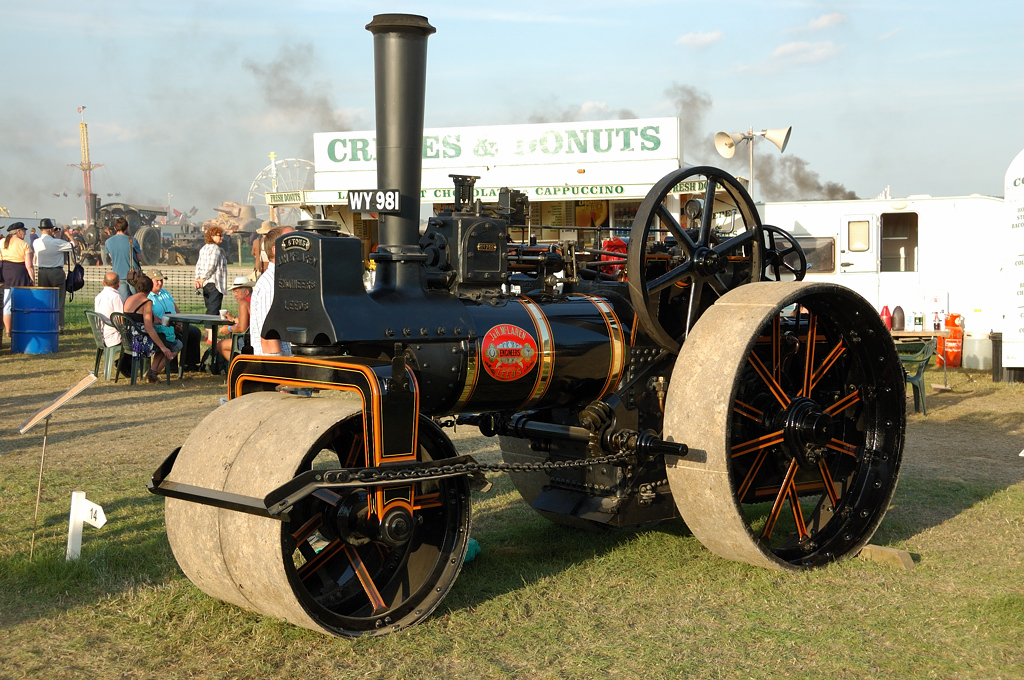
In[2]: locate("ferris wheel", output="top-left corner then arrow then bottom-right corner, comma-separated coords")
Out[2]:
247,156 -> 315,226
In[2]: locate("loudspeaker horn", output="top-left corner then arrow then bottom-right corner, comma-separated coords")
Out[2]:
714,131 -> 746,159
764,126 -> 792,153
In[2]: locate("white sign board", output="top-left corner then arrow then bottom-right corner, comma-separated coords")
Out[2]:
1004,148 -> 1024,368
66,491 -> 106,561
313,118 -> 681,172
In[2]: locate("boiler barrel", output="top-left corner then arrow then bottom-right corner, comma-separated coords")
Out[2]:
411,295 -> 629,415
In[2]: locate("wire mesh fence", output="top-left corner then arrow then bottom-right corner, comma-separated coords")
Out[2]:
77,265 -> 256,315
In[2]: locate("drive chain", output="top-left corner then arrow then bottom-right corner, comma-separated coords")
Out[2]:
347,451 -> 634,485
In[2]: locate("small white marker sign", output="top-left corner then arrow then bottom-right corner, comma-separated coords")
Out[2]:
66,491 -> 107,561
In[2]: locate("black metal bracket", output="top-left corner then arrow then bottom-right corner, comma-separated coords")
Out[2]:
148,446 -> 487,521
147,447 -> 287,521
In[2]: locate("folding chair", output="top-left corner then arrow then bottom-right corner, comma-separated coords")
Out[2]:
897,337 -> 938,416
85,311 -> 120,380
229,331 -> 251,362
109,312 -> 171,385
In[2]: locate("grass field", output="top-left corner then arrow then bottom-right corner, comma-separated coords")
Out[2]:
1,307 -> 1023,679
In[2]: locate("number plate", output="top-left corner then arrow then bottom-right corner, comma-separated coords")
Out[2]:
349,189 -> 401,214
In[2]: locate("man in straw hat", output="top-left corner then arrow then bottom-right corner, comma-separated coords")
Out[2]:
217,275 -> 254,363
252,220 -> 277,278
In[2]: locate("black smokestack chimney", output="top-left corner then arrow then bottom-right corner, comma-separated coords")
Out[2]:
366,14 -> 435,291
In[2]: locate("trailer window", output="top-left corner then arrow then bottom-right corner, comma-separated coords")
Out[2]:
796,237 -> 835,274
880,212 -> 918,272
847,220 -> 870,252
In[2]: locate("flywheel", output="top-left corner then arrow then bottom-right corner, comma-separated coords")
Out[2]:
164,392 -> 471,637
663,281 -> 905,569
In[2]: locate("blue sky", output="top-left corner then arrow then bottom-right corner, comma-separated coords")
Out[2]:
2,0 -> 1022,225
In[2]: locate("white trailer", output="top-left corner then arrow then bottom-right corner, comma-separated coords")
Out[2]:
761,194 -> 1004,368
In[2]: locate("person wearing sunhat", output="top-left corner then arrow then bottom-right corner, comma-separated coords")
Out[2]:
217,275 -> 254,362
252,220 -> 277,278
33,218 -> 74,332
2,222 -> 35,347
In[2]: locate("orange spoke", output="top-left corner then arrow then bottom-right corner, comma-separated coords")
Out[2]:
413,492 -> 443,511
752,479 -> 827,498
827,438 -> 858,457
825,389 -> 860,416
733,399 -> 763,422
818,459 -> 840,507
731,429 -> 785,458
762,459 -> 799,540
788,484 -> 809,539
344,544 -> 387,614
291,512 -> 324,544
801,312 -> 818,397
297,538 -> 344,581
343,436 -> 366,468
749,352 -> 790,408
736,447 -> 769,500
807,341 -> 846,394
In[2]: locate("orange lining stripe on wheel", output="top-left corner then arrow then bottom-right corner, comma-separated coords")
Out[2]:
818,460 -> 840,507
297,538 -> 344,581
825,390 -> 860,416
343,544 -> 387,614
806,341 -> 847,396
788,484 -> 809,540
827,438 -> 858,457
731,430 -> 784,458
291,513 -> 324,544
736,447 -> 770,500
749,352 -> 791,408
733,399 -> 763,422
761,459 -> 799,540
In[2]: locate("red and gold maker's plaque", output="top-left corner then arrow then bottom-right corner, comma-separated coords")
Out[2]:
481,324 -> 538,382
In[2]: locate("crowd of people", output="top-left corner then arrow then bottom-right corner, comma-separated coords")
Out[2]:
1,219 -> 79,350
3,215 -> 295,380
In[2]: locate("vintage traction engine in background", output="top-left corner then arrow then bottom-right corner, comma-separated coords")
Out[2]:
149,15 -> 906,637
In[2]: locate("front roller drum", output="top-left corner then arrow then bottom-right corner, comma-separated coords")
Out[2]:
164,392 -> 471,637
664,281 -> 905,570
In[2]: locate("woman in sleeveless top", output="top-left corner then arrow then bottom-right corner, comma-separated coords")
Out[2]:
124,272 -> 181,383
2,222 -> 35,346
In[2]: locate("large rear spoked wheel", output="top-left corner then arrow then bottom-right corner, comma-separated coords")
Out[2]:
663,282 -> 905,570
165,392 -> 471,637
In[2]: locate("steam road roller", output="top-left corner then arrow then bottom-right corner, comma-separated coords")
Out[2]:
149,14 -> 906,637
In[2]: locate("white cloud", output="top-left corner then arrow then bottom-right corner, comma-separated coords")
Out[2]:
805,13 -> 847,31
878,27 -> 904,41
675,30 -> 723,50
771,41 -> 844,66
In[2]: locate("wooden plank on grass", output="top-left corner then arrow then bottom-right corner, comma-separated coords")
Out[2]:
859,544 -> 915,570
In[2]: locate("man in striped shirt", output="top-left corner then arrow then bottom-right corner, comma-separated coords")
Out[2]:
249,226 -> 295,356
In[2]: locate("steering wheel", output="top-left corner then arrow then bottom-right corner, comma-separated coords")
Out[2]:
760,225 -> 807,282
627,166 -> 763,353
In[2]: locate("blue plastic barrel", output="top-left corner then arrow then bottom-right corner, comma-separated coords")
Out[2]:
11,286 -> 60,354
